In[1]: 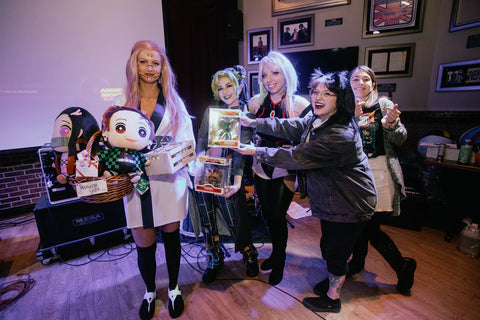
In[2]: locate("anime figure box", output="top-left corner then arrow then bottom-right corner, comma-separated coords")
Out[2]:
194,155 -> 231,195
208,108 -> 241,148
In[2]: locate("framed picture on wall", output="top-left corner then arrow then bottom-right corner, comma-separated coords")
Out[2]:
247,27 -> 273,64
278,14 -> 314,49
436,59 -> 480,91
365,43 -> 415,78
449,0 -> 480,32
248,71 -> 260,97
362,0 -> 425,38
272,0 -> 350,16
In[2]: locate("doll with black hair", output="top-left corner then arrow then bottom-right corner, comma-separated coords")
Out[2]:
51,107 -> 99,184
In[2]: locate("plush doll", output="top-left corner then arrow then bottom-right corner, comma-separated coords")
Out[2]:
51,107 -> 99,184
96,106 -> 155,184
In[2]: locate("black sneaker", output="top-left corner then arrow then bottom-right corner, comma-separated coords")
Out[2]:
313,279 -> 329,296
303,294 -> 341,313
396,257 -> 417,294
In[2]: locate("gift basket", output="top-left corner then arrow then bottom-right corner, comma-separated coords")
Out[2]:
69,130 -> 133,203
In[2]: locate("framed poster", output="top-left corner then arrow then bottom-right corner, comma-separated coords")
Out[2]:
436,59 -> 480,91
365,44 -> 415,78
272,0 -> 350,16
248,71 -> 260,97
278,14 -> 314,49
247,27 -> 273,64
449,0 -> 480,32
362,0 -> 425,38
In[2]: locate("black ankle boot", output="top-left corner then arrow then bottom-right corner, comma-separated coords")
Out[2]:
261,256 -> 273,271
268,252 -> 286,285
202,246 -> 224,283
242,245 -> 259,277
396,257 -> 416,294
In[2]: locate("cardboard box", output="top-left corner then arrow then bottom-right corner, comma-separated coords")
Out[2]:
146,140 -> 196,175
194,155 -> 231,195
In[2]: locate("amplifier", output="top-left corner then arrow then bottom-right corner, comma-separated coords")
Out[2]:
34,196 -> 127,263
38,145 -> 79,204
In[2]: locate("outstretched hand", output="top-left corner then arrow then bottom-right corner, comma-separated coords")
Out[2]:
382,104 -> 401,128
240,112 -> 256,127
232,143 -> 256,156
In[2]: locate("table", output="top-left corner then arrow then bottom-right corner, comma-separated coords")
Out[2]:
424,158 -> 479,241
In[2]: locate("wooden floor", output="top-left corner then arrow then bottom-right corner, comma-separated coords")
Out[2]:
1,197 -> 479,320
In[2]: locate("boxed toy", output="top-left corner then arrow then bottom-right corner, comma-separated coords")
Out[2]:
194,155 -> 231,195
208,108 -> 241,148
146,140 -> 196,175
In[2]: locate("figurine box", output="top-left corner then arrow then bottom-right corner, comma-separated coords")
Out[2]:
208,108 -> 241,148
194,155 -> 231,195
146,140 -> 196,175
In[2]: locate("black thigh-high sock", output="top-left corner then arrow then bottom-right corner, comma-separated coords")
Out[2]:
161,229 -> 181,290
136,242 -> 157,292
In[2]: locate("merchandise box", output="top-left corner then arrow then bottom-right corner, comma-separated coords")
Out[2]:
146,140 -> 196,175
194,155 -> 231,195
208,108 -> 241,148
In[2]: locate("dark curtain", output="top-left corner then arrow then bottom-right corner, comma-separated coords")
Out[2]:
162,0 -> 240,137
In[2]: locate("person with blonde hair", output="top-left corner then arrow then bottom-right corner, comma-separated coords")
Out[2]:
115,40 -> 194,319
193,65 -> 259,283
247,50 -> 310,285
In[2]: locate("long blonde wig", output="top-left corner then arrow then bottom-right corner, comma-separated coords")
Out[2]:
257,51 -> 298,117
124,40 -> 189,136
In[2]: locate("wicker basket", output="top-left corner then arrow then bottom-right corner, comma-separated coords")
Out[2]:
69,130 -> 134,203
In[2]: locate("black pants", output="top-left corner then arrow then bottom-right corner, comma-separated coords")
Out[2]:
254,175 -> 294,261
350,213 -> 403,273
320,220 -> 368,276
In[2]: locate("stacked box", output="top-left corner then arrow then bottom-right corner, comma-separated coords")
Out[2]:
146,140 -> 196,175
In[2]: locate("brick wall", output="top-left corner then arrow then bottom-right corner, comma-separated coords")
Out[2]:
0,149 -> 43,216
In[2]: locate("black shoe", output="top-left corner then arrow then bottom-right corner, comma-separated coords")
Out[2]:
260,257 -> 273,271
268,267 -> 284,285
346,261 -> 364,277
242,246 -> 259,277
168,285 -> 184,319
202,265 -> 221,283
396,258 -> 416,294
313,279 -> 329,296
139,291 -> 156,320
303,294 -> 341,313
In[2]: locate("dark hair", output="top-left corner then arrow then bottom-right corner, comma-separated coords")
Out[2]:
56,107 -> 99,156
309,69 -> 355,125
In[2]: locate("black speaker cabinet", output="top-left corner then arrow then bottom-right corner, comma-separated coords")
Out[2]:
34,196 -> 128,264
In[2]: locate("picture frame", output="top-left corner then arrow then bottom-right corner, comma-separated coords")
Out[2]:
365,43 -> 415,78
436,59 -> 480,91
362,0 -> 425,38
248,71 -> 260,98
247,27 -> 273,64
449,0 -> 480,32
278,14 -> 314,49
272,0 -> 350,16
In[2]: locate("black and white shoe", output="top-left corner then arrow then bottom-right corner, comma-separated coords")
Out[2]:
168,285 -> 184,319
139,291 -> 156,320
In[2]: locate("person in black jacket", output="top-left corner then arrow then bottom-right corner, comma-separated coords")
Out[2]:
235,69 -> 376,313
